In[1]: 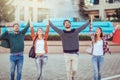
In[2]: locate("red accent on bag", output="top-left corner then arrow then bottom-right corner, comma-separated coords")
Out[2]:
112,29 -> 120,44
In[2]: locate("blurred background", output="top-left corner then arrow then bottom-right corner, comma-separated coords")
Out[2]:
0,0 -> 120,35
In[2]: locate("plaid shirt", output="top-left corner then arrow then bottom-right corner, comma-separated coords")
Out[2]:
89,24 -> 114,55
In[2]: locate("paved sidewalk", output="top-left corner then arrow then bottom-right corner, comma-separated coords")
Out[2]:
0,53 -> 120,80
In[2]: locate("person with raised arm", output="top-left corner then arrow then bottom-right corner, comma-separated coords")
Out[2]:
49,18 -> 92,80
0,20 -> 30,80
89,15 -> 118,80
30,19 -> 50,80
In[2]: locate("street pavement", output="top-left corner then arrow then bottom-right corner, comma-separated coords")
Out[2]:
0,53 -> 120,80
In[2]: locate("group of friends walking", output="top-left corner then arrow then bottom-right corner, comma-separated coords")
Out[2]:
0,15 -> 119,80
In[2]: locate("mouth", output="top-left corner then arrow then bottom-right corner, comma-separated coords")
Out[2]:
38,33 -> 43,34
65,25 -> 70,28
65,27 -> 70,29
15,30 -> 19,32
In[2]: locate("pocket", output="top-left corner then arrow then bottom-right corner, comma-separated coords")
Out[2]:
43,57 -> 48,64
10,55 -> 14,61
19,55 -> 24,60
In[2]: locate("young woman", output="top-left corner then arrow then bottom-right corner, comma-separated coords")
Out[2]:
90,25 -> 117,80
30,22 -> 49,80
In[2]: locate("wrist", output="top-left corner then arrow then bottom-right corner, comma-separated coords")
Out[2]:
89,20 -> 92,24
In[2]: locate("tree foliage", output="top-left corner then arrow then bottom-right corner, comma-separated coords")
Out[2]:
0,0 -> 14,23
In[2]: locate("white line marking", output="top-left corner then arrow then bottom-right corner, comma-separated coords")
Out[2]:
102,75 -> 120,80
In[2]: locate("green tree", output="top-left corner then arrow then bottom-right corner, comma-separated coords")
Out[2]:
0,0 -> 14,23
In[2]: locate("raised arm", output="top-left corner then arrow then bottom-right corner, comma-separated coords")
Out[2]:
44,24 -> 50,40
89,24 -> 95,42
21,21 -> 30,35
89,15 -> 95,43
104,23 -> 119,40
75,20 -> 90,33
0,23 -> 13,40
49,20 -> 63,35
104,29 -> 116,40
30,20 -> 36,41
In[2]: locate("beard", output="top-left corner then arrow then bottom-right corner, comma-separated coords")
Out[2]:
14,30 -> 19,32
65,25 -> 70,29
14,28 -> 19,32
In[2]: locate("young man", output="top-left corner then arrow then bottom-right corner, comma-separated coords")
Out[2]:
0,21 -> 30,80
49,19 -> 91,80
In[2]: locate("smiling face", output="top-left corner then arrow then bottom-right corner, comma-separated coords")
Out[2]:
96,28 -> 101,35
94,27 -> 103,43
13,24 -> 20,32
64,20 -> 71,29
95,27 -> 103,37
37,28 -> 44,35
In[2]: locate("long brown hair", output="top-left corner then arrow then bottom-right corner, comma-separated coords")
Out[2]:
36,28 -> 45,39
94,27 -> 103,43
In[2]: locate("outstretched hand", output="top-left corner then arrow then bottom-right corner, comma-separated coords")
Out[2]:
89,15 -> 94,24
46,15 -> 50,26
46,19 -> 49,26
28,16 -> 32,27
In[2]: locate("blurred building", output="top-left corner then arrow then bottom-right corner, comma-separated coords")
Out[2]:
80,0 -> 120,20
11,0 -> 120,22
13,0 -> 50,22
12,0 -> 80,22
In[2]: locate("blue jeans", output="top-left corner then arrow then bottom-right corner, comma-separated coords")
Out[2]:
92,55 -> 104,80
35,55 -> 48,80
10,53 -> 24,80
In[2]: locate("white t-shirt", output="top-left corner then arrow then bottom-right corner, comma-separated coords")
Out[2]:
35,39 -> 45,54
93,40 -> 103,56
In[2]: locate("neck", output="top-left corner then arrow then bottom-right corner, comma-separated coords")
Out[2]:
66,28 -> 71,31
38,35 -> 43,39
14,31 -> 19,34
96,35 -> 101,40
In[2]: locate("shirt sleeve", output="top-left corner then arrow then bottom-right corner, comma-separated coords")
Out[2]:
75,21 -> 90,33
21,21 -> 30,35
89,24 -> 95,45
49,21 -> 63,35
44,25 -> 50,40
104,30 -> 115,40
30,27 -> 36,41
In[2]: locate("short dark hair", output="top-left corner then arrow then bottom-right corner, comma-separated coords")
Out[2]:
13,23 -> 19,27
63,20 -> 71,25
